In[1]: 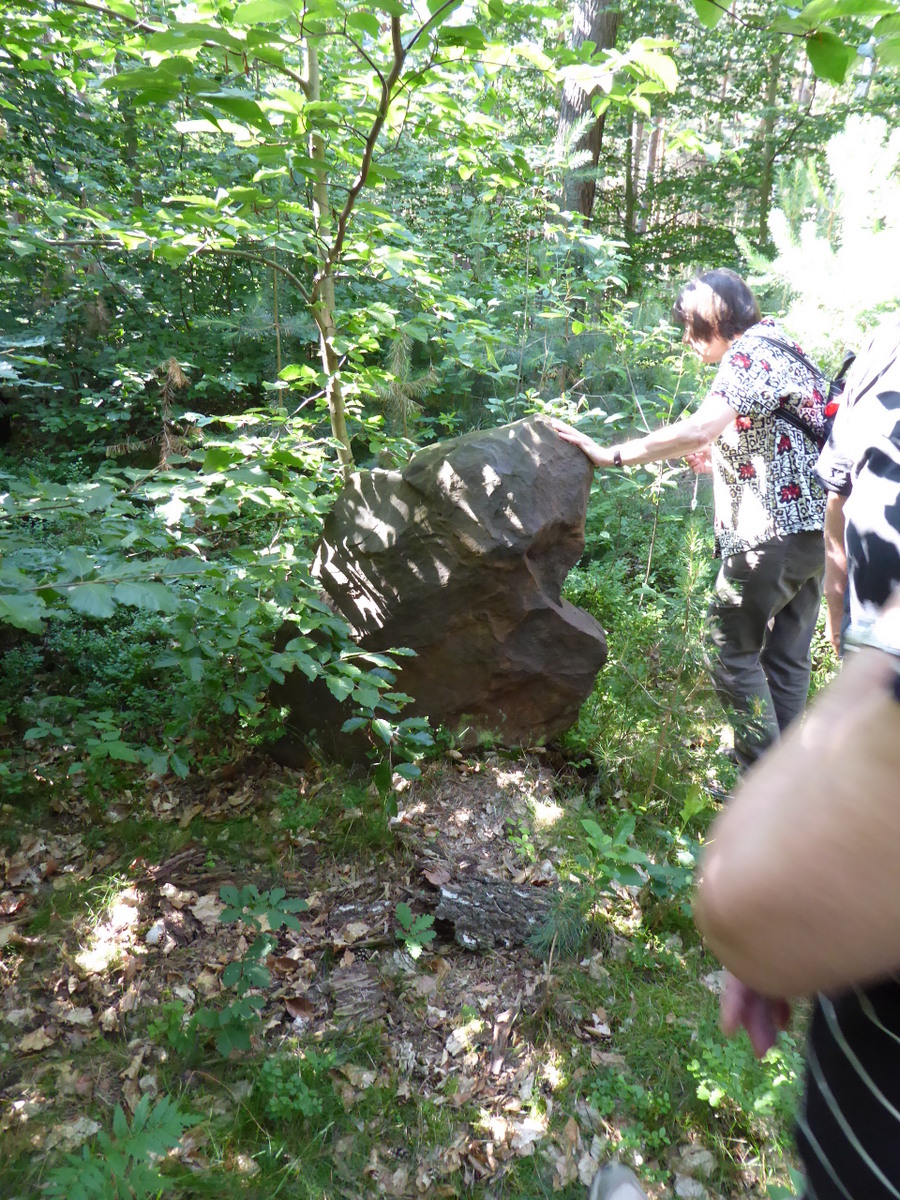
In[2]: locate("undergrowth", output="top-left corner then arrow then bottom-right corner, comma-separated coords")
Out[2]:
1,423 -> 815,1200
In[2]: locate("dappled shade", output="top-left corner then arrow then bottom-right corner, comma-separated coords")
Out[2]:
276,416 -> 607,756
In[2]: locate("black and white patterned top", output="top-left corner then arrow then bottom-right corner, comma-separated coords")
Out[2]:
816,315 -> 900,626
798,315 -> 900,1200
708,318 -> 827,558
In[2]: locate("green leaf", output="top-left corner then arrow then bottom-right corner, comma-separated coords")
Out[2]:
67,584 -> 117,619
113,582 -> 179,613
439,24 -> 487,48
692,0 -> 726,28
371,717 -> 393,745
170,753 -> 190,779
631,46 -> 678,91
798,0 -> 897,22
112,1104 -> 129,1139
346,10 -> 383,37
806,28 -> 856,80
0,593 -> 46,633
877,31 -> 900,61
352,683 -> 381,709
394,762 -> 421,781
612,865 -> 647,888
581,818 -> 607,843
341,716 -> 368,732
61,548 -> 96,579
680,783 -> 710,824
102,741 -> 141,763
197,93 -> 272,131
233,0 -> 303,23
326,675 -> 354,702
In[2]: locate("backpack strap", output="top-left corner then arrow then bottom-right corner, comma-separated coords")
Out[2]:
772,404 -> 824,450
748,333 -> 824,450
752,332 -> 818,375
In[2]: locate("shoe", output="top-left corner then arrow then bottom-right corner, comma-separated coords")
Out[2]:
588,1163 -> 649,1200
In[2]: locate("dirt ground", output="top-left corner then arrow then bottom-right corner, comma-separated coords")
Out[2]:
0,754 -> 731,1198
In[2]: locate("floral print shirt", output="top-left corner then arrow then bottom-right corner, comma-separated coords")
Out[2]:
709,317 -> 827,558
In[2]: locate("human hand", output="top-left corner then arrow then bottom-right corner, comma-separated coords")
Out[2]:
546,418 -> 614,468
719,972 -> 791,1058
684,447 -> 712,475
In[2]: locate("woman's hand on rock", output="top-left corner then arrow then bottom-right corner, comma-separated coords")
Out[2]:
547,418 -> 615,468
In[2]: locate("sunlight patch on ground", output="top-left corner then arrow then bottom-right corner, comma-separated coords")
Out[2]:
541,1051 -> 565,1091
532,798 -> 564,828
75,886 -> 141,975
494,767 -> 528,790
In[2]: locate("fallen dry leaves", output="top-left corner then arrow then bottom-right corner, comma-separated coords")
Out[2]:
0,754 -> 722,1198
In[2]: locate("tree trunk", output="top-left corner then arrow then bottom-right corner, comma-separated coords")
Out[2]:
556,0 -> 620,220
758,48 -> 784,249
623,114 -> 637,240
636,118 -> 663,234
306,37 -> 354,470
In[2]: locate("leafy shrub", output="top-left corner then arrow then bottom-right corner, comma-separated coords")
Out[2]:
563,505 -> 724,813
687,1029 -> 803,1152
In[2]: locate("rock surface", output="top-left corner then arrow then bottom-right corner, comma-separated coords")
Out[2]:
276,415 -> 607,755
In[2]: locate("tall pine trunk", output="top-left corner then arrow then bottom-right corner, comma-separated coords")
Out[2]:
556,0 -> 620,220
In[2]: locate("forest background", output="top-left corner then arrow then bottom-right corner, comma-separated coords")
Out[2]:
1,0 -> 900,1198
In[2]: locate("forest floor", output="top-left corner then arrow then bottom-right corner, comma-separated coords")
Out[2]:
0,751 -> 803,1200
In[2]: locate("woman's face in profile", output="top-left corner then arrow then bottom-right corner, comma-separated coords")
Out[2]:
683,328 -> 732,365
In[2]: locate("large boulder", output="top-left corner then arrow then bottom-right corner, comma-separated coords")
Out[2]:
278,416 -> 607,755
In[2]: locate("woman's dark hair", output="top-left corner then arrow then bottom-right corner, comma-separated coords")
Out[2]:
672,269 -> 761,345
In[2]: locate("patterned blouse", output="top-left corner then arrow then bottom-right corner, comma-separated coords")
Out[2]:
708,318 -> 827,558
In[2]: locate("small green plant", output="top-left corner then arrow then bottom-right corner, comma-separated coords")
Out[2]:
44,1094 -> 199,1200
508,818 -> 537,863
395,901 -> 435,959
577,810 -> 650,891
590,1067 -> 673,1154
184,885 -> 309,1056
275,783 -> 324,831
256,1049 -> 338,1123
687,1030 -> 803,1152
146,999 -> 193,1056
342,702 -> 435,814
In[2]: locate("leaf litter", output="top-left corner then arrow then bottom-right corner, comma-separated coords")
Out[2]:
0,752 -> 729,1197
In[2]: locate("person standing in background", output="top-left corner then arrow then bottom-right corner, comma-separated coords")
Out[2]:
589,315 -> 900,1200
552,268 -> 828,768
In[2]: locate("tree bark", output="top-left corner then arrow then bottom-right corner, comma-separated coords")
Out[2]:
758,48 -> 784,248
556,0 -> 620,220
304,38 -> 354,471
636,117 -> 663,236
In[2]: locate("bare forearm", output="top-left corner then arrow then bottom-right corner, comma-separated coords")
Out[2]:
823,493 -> 848,648
615,422 -> 713,466
548,398 -> 732,470
694,636 -> 900,997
